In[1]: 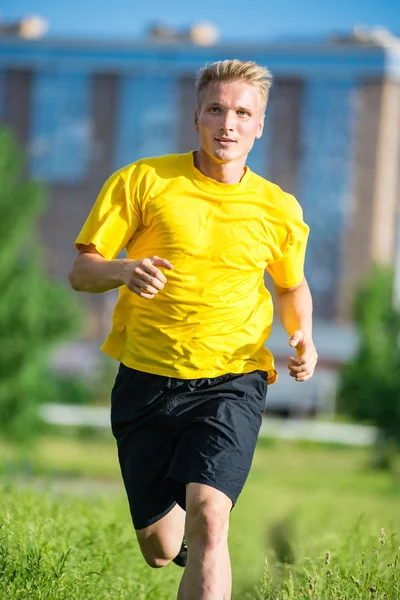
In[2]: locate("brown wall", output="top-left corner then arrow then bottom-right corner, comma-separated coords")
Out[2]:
178,75 -> 198,152
267,79 -> 303,196
3,69 -> 32,146
338,79 -> 400,320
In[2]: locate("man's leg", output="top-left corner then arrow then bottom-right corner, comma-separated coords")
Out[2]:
136,503 -> 186,568
178,483 -> 232,600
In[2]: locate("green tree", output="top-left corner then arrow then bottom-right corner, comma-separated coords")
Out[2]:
0,127 -> 80,443
337,265 -> 400,451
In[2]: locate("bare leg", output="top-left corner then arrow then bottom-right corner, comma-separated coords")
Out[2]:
177,483 -> 232,600
136,503 -> 186,568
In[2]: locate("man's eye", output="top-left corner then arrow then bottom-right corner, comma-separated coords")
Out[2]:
209,107 -> 221,113
238,110 -> 249,116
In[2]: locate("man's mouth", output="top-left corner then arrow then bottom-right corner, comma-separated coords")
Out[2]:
215,138 -> 236,144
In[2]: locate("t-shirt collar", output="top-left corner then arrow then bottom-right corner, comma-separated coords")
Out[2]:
188,151 -> 253,194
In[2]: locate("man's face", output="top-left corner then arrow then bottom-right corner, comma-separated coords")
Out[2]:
194,80 -> 265,164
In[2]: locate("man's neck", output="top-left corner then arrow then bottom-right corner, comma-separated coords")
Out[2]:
193,150 -> 246,184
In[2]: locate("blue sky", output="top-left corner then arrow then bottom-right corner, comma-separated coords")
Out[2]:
4,0 -> 400,41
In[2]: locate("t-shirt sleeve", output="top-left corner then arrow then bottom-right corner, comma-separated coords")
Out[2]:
74,171 -> 141,260
266,193 -> 309,288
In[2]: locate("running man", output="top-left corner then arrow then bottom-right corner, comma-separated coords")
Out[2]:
68,59 -> 318,600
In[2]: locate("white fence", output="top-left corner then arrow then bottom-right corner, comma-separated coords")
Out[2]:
40,403 -> 378,447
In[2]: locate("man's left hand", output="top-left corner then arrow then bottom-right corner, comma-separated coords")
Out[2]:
287,330 -> 318,382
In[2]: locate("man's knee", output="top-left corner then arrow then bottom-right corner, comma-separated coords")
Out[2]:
136,505 -> 186,568
143,552 -> 171,569
138,536 -> 176,568
186,485 -> 231,551
137,529 -> 182,568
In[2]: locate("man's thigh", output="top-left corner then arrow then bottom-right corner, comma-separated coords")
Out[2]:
111,365 -> 267,529
111,364 -> 180,530
167,370 -> 268,511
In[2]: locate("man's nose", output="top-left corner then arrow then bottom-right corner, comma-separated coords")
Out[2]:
219,111 -> 236,131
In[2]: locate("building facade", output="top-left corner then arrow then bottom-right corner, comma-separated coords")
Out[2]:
0,34 -> 400,340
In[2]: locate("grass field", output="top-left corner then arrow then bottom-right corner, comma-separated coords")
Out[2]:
1,434 -> 400,598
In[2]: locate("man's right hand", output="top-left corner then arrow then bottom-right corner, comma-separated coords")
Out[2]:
121,256 -> 174,299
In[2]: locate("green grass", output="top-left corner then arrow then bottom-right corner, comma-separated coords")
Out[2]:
1,434 -> 400,598
233,438 -> 400,598
0,486 -> 178,599
0,430 -> 120,479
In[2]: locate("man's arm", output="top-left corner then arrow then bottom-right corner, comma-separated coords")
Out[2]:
68,244 -> 173,299
274,277 -> 318,382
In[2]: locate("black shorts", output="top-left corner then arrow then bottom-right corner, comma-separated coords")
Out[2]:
111,365 -> 268,530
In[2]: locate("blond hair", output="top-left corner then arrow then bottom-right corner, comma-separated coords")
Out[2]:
196,59 -> 273,114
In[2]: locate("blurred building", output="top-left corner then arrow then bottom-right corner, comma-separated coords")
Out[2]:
0,25 -> 400,411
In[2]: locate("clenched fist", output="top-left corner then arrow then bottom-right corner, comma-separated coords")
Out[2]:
121,255 -> 174,299
287,330 -> 318,382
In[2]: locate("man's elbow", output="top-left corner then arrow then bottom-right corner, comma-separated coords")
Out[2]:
68,255 -> 86,291
68,268 -> 82,291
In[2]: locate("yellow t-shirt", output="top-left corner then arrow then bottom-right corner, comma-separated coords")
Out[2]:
75,152 -> 309,383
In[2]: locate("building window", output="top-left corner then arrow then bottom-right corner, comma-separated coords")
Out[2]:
114,74 -> 179,169
299,79 -> 356,319
29,71 -> 91,183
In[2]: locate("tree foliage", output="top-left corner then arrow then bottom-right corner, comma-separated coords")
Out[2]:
337,265 -> 400,447
0,128 -> 80,442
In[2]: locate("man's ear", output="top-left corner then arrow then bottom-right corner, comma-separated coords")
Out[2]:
194,109 -> 200,132
255,116 -> 265,140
